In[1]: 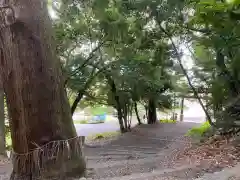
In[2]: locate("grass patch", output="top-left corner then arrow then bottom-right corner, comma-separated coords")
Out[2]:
74,120 -> 88,124
159,119 -> 177,123
186,121 -> 211,138
88,131 -> 120,140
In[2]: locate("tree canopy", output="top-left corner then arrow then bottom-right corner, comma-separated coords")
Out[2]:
50,0 -> 240,133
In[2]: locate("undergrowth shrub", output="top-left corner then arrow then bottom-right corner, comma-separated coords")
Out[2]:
74,120 -> 88,124
186,121 -> 211,138
92,131 -> 120,140
159,119 -> 177,123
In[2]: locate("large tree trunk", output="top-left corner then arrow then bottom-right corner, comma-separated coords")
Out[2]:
0,1 -> 85,179
147,98 -> 157,124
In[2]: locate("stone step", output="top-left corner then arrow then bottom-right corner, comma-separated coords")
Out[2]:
99,150 -> 158,155
86,154 -> 149,161
87,153 -> 185,179
86,164 -> 199,180
85,148 -> 161,155
86,150 -> 169,162
85,145 -> 164,151
86,153 -> 163,164
194,163 -> 240,180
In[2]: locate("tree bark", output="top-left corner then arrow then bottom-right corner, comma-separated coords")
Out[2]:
145,105 -> 148,119
127,104 -> 133,129
180,97 -> 184,122
123,104 -> 128,130
107,76 -> 125,133
0,1 -> 85,179
147,98 -> 157,124
0,88 -> 6,155
70,66 -> 100,115
134,102 -> 142,125
71,91 -> 84,115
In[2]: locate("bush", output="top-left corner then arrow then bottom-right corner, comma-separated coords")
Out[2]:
95,134 -> 104,139
159,119 -> 177,123
91,131 -> 120,140
186,121 -> 211,138
74,120 -> 88,124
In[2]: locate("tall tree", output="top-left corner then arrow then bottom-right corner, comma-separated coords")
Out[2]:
0,1 -> 85,179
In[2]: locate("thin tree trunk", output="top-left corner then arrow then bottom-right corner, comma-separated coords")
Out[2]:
158,25 -> 214,127
0,1 -> 85,179
123,104 -> 128,130
134,102 -> 142,125
107,76 -> 125,133
180,97 -> 184,122
128,104 -> 133,129
145,105 -> 148,118
0,88 -> 5,156
117,107 -> 125,133
71,65 -> 103,115
71,91 -> 84,115
147,98 -> 157,124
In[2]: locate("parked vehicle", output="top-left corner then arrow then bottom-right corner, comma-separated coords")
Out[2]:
88,114 -> 106,124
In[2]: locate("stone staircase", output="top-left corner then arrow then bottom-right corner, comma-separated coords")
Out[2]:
85,154 -> 200,180
83,123 -> 202,179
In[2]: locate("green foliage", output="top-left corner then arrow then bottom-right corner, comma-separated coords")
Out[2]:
89,131 -> 120,140
74,120 -> 88,124
186,122 -> 211,138
6,132 -> 11,150
52,0 -> 240,133
89,106 -> 108,115
189,0 -> 240,130
159,119 -> 177,123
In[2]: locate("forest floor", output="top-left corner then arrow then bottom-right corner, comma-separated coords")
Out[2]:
1,122 -> 240,179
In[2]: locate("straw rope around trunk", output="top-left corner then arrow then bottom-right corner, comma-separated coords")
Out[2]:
10,136 -> 86,180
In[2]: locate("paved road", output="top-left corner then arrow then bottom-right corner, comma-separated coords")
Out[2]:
74,116 -> 204,136
75,121 -> 121,136
75,118 -> 139,136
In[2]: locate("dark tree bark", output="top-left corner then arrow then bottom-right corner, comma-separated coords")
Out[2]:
134,102 -> 142,125
70,65 -> 109,115
71,67 -> 98,115
123,104 -> 128,130
216,50 -> 238,95
107,76 -> 125,133
0,88 -> 5,155
127,104 -> 133,129
180,97 -> 184,122
145,105 -> 148,119
71,91 -> 84,115
0,1 -> 85,179
147,98 -> 157,124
